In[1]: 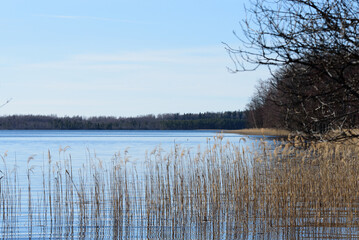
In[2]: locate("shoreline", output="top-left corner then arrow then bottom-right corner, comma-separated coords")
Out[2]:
223,128 -> 290,136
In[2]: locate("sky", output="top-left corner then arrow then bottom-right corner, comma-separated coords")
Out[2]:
0,0 -> 270,117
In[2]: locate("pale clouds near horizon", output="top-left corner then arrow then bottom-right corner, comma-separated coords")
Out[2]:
0,47 -> 269,117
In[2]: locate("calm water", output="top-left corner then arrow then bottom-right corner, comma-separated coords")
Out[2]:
0,130 -> 347,239
0,130 -> 256,239
0,130 -> 250,189
0,130 -> 245,169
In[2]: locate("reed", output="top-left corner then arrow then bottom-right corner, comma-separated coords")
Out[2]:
225,128 -> 290,136
0,136 -> 358,238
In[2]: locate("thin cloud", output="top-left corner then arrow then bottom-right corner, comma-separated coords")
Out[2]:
12,47 -> 236,79
72,47 -> 230,64
33,14 -> 151,24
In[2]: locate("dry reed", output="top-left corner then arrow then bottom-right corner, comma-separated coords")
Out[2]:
0,136 -> 358,238
225,128 -> 290,136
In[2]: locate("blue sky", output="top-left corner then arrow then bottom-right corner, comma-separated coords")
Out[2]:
0,0 -> 270,117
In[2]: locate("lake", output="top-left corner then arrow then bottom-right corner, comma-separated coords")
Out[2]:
0,130 -> 255,239
0,129 -> 247,172
0,130 -> 355,239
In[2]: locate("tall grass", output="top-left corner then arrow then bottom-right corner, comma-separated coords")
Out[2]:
0,136 -> 358,238
224,128 -> 290,136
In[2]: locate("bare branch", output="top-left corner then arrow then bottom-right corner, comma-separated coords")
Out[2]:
230,0 -> 359,141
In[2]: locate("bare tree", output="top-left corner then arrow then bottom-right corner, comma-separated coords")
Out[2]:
245,79 -> 284,129
225,0 -> 359,141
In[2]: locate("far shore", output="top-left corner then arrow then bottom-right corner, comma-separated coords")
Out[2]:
223,128 -> 290,136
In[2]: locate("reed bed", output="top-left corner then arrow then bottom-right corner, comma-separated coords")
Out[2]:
0,136 -> 358,239
225,128 -> 290,136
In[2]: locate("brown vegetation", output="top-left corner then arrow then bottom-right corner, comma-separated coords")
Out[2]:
0,136 -> 359,238
224,128 -> 290,136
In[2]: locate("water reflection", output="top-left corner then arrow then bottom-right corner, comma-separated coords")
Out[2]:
0,131 -> 358,239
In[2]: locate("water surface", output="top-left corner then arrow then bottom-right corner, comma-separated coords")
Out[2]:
0,130 -> 243,169
0,130 -> 277,239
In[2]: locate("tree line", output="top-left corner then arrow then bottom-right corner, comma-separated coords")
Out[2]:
226,0 -> 359,141
0,111 -> 247,130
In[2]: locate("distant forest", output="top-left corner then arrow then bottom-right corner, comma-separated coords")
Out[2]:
0,111 -> 247,130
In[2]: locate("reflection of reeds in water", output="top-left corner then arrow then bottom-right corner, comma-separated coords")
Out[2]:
0,136 -> 359,238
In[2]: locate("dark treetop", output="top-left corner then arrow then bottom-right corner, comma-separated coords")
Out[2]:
0,111 -> 247,130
